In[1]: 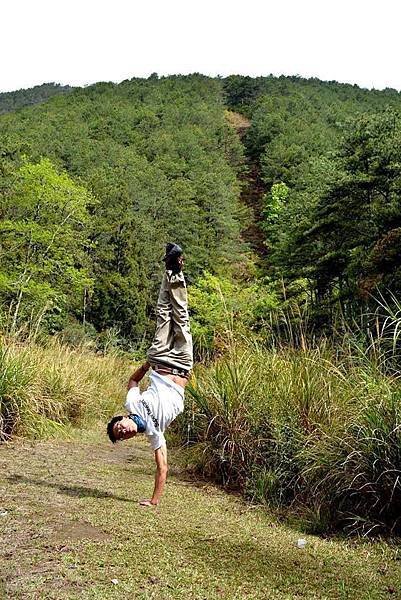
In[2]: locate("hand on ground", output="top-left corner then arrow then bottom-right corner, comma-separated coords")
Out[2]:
139,499 -> 158,507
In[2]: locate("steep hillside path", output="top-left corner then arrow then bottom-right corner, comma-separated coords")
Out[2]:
1,435 -> 400,599
225,110 -> 268,258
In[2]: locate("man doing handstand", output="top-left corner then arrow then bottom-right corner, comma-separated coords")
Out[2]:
107,243 -> 193,507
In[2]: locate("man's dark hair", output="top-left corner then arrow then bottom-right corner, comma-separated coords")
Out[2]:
107,415 -> 123,444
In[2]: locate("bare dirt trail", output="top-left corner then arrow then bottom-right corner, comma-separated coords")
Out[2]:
1,435 -> 400,599
224,110 -> 251,137
225,110 -> 268,259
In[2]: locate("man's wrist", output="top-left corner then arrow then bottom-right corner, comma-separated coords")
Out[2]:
129,363 -> 149,385
137,363 -> 149,377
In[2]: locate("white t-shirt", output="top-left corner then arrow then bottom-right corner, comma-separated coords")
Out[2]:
125,370 -> 185,450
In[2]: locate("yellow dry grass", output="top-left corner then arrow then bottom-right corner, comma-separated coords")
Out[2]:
224,109 -> 251,131
0,336 -> 130,439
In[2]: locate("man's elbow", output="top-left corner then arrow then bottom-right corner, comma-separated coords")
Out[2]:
127,379 -> 139,391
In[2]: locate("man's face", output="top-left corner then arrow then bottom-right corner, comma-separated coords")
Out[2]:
113,416 -> 137,442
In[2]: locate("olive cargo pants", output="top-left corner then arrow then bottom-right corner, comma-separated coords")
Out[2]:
147,271 -> 193,372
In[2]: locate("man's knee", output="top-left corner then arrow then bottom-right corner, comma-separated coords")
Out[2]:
156,307 -> 171,322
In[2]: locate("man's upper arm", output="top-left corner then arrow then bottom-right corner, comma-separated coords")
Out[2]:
154,445 -> 168,472
127,379 -> 139,391
125,386 -> 141,413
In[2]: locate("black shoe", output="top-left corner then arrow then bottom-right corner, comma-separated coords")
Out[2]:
163,243 -> 183,274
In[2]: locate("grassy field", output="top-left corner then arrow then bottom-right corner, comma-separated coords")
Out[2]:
1,433 -> 401,599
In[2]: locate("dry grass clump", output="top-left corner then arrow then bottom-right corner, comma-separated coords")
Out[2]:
0,336 -> 128,440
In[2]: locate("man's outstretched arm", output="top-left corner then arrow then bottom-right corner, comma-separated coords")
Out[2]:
127,362 -> 150,390
139,445 -> 168,507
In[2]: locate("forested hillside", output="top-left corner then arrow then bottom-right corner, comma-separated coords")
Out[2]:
0,75 -> 245,346
224,75 -> 401,325
0,83 -> 73,115
2,73 -> 401,347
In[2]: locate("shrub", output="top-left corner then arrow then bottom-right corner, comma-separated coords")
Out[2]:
179,335 -> 401,535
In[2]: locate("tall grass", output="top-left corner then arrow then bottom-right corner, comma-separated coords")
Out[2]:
0,335 -> 129,440
179,320 -> 401,536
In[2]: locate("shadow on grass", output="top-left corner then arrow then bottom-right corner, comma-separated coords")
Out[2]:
7,474 -> 132,502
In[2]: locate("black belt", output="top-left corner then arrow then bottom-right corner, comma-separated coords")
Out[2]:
153,363 -> 190,378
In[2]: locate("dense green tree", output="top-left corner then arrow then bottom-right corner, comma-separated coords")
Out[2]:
288,110 -> 401,318
0,158 -> 93,331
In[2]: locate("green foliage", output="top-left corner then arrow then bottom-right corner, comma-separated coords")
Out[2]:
296,110 -> 401,314
0,158 -> 94,332
223,75 -> 263,112
262,182 -> 290,244
189,271 -> 279,359
300,392 -> 401,535
0,75 -> 245,344
0,344 -> 33,439
224,75 -> 401,327
5,74 -> 401,340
